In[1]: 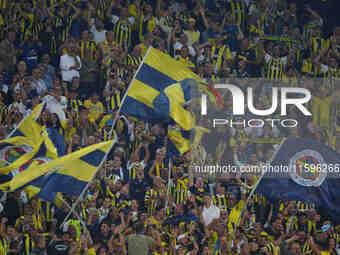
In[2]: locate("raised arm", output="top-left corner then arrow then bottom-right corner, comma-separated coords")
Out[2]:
308,236 -> 322,255
47,2 -> 61,17
69,2 -> 81,20
199,6 -> 209,31
156,0 -> 162,19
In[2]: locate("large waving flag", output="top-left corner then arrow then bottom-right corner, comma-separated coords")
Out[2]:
10,127 -> 66,173
120,47 -> 220,131
153,78 -> 199,131
0,103 -> 45,174
7,102 -> 45,139
0,127 -> 66,184
1,140 -> 114,202
120,47 -> 219,155
257,137 -> 340,223
167,124 -> 191,156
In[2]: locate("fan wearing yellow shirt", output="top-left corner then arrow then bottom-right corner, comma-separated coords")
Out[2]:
311,87 -> 339,129
84,93 -> 104,124
227,191 -> 246,233
184,18 -> 200,46
0,217 -> 8,255
0,12 -> 4,27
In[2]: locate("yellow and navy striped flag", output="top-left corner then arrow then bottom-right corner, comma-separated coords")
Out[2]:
120,47 -> 218,131
167,124 -> 191,155
0,103 -> 45,175
7,102 -> 44,139
0,126 -> 66,188
1,140 -> 114,202
153,78 -> 199,131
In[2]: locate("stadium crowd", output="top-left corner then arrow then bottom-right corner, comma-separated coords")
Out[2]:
0,0 -> 340,254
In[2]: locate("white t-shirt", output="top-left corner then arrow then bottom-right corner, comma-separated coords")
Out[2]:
42,95 -> 66,122
320,64 -> 329,73
173,41 -> 196,57
90,25 -> 107,44
60,54 -> 82,82
0,83 -> 8,94
32,79 -> 47,96
202,203 -> 220,226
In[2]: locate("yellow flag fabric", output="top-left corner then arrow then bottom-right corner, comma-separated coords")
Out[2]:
121,47 -> 216,131
0,103 -> 45,174
2,140 -> 114,195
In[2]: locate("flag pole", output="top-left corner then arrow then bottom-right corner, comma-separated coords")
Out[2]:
6,102 -> 45,138
108,47 -> 153,140
60,139 -> 116,229
235,138 -> 286,227
58,196 -> 93,244
62,47 -> 152,226
165,158 -> 172,209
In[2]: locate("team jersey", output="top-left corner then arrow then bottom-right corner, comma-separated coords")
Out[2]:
79,40 -> 96,59
112,16 -> 134,49
138,13 -> 156,42
264,53 -> 286,80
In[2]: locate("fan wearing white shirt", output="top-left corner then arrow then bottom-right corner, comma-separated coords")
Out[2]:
173,33 -> 196,59
0,73 -> 8,95
31,67 -> 48,96
90,20 -> 107,44
42,84 -> 68,122
88,6 -> 107,44
60,44 -> 82,83
202,195 -> 220,226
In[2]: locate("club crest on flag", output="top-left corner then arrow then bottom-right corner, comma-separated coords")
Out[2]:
289,149 -> 327,187
19,157 -> 51,172
0,145 -> 33,168
11,157 -> 51,177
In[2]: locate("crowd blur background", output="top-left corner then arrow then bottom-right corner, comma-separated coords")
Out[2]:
0,0 -> 340,254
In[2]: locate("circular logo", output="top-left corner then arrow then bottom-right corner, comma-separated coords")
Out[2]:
289,149 -> 327,187
19,157 -> 50,172
10,157 -> 51,177
0,145 -> 33,168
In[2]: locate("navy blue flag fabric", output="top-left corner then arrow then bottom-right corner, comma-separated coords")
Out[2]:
46,128 -> 67,156
257,137 -> 340,223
